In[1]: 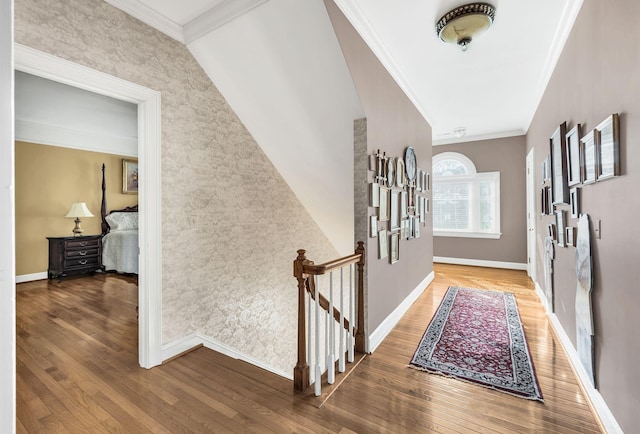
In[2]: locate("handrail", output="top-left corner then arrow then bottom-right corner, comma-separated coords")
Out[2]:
303,253 -> 362,276
293,241 -> 365,394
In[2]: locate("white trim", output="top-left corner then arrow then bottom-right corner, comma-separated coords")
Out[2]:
433,152 -> 476,174
534,282 -> 622,433
524,0 -> 583,134
368,271 -> 435,353
103,0 -> 184,43
433,256 -> 527,271
15,44 -> 163,369
162,332 -> 292,380
15,119 -> 138,157
434,231 -> 501,240
183,0 -> 268,44
433,129 -> 526,146
526,148 -> 536,281
0,0 -> 16,430
16,272 -> 47,283
331,0 -> 433,126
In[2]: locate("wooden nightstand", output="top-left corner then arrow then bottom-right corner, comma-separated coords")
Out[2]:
47,235 -> 103,281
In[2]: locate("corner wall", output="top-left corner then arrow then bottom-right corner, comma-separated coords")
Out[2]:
15,0 -> 339,376
527,1 -> 640,431
433,136 -> 527,265
325,0 -> 433,338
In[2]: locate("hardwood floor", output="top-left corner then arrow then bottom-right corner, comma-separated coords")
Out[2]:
16,265 -> 603,433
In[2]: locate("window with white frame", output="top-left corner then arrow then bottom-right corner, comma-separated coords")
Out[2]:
432,152 -> 501,239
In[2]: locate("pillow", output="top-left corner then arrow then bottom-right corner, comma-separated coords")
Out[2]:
106,212 -> 138,231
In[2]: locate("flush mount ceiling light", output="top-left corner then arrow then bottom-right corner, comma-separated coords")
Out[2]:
436,3 -> 496,51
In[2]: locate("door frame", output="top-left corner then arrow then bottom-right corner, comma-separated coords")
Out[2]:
15,44 -> 163,368
526,148 -> 536,282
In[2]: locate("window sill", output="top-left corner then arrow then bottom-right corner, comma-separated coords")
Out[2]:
434,231 -> 502,240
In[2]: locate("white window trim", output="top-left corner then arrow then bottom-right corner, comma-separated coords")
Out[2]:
433,153 -> 501,239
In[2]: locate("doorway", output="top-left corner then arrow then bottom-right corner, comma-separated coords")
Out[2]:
15,44 -> 163,368
526,148 -> 536,282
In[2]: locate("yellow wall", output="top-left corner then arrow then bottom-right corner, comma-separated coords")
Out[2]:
15,141 -> 137,276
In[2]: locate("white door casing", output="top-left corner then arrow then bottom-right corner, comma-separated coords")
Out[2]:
526,148 -> 536,282
15,44 -> 163,368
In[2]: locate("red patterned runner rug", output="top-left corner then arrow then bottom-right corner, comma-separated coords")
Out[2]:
409,286 -> 543,401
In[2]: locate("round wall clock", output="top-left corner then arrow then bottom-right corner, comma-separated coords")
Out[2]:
404,146 -> 417,182
386,157 -> 395,188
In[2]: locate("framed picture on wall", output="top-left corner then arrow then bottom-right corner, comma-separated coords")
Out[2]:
378,229 -> 388,259
401,191 -> 408,218
378,187 -> 389,221
570,187 -> 580,218
369,182 -> 380,207
556,210 -> 567,247
566,226 -> 576,247
390,190 -> 400,231
389,232 -> 400,264
122,159 -> 138,194
550,122 -> 569,204
581,130 -> 598,184
596,113 -> 620,180
370,215 -> 378,238
565,124 -> 582,187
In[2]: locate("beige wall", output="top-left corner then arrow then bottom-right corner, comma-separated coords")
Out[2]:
15,141 -> 136,275
433,136 -> 527,264
15,0 -> 339,375
527,0 -> 640,431
326,0 -> 433,334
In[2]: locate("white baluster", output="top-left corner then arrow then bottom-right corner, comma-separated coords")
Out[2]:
339,267 -> 345,373
314,275 -> 321,396
327,272 -> 335,384
348,264 -> 355,363
307,289 -> 311,385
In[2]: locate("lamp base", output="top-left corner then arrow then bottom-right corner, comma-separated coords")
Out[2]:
72,218 -> 84,237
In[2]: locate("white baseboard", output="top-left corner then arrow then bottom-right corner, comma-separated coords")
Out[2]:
367,271 -> 435,353
16,272 -> 48,283
162,332 -> 292,380
534,283 -> 622,433
433,256 -> 527,270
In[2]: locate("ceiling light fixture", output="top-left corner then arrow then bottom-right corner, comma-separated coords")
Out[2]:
436,3 -> 496,51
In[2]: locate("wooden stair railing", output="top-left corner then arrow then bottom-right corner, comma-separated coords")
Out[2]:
293,241 -> 365,396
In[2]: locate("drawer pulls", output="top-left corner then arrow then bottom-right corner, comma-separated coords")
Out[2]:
79,260 -> 88,265
78,251 -> 87,256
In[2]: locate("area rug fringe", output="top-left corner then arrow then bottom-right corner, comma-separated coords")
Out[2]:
409,286 -> 544,402
407,363 -> 544,402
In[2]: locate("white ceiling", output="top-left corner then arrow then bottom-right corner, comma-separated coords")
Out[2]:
103,0 -> 583,251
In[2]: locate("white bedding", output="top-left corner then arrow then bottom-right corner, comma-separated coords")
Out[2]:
102,230 -> 138,274
102,211 -> 138,274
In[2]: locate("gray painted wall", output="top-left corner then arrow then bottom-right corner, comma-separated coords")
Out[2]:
527,1 -> 640,431
326,0 -> 433,335
433,136 -> 527,264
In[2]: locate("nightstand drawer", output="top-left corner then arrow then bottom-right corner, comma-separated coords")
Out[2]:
65,238 -> 100,249
65,256 -> 100,269
65,247 -> 100,258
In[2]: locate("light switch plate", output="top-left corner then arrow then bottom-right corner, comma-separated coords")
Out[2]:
594,219 -> 601,239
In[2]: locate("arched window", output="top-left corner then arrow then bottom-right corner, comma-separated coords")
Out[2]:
432,152 -> 501,238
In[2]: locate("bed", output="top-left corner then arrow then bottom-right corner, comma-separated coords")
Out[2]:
100,164 -> 139,274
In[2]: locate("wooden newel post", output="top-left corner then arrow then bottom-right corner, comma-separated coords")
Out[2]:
293,249 -> 310,392
355,241 -> 366,353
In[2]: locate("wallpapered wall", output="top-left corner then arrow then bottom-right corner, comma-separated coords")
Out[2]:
15,0 -> 340,375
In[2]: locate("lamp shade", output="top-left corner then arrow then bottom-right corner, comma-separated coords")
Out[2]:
65,202 -> 95,218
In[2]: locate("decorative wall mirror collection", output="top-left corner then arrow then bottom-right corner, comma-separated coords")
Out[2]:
368,147 -> 430,264
541,113 -> 621,248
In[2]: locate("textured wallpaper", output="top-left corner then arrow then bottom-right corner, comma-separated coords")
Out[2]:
15,0 -> 340,375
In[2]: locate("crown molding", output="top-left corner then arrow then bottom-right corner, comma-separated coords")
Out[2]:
331,0 -> 434,126
104,0 -> 185,42
526,0 -> 584,131
183,0 -> 269,44
432,128 -> 525,146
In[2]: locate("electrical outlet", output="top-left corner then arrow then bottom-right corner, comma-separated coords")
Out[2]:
594,219 -> 601,239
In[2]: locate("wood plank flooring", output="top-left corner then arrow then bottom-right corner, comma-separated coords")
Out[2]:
16,265 -> 603,433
